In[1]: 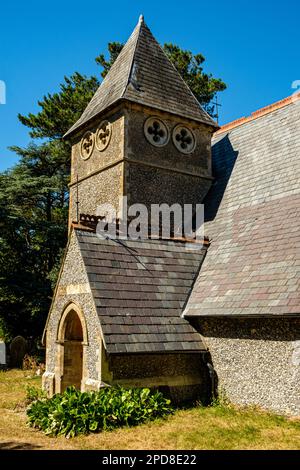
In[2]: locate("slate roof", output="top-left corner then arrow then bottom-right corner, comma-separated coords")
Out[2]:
65,16 -> 217,138
184,95 -> 300,317
75,229 -> 207,353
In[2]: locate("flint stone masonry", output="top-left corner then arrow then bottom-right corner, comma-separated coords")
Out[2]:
193,317 -> 300,415
70,110 -> 124,183
69,162 -> 123,227
124,105 -> 212,209
183,96 -> 300,415
125,163 -> 211,209
125,106 -> 212,177
43,232 -> 102,391
66,17 -> 215,226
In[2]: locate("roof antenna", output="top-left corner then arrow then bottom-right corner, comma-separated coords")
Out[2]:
212,93 -> 222,124
76,174 -> 80,223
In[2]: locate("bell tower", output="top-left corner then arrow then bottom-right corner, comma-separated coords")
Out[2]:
64,15 -> 218,228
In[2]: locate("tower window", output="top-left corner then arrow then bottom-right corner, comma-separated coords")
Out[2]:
172,125 -> 196,154
95,120 -> 112,152
144,117 -> 169,147
80,131 -> 95,160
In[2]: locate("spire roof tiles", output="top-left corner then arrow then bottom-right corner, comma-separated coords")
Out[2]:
65,16 -> 217,137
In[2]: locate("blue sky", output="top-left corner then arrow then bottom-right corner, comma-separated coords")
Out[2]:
0,0 -> 299,171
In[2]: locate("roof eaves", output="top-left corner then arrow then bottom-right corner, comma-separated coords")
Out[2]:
63,97 -> 125,140
152,35 -> 218,129
107,347 -> 207,355
214,92 -> 300,136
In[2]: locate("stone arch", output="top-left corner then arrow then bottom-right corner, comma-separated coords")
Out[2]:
57,302 -> 88,344
55,302 -> 88,393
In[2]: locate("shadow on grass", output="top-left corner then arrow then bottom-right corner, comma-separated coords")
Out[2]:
0,441 -> 42,450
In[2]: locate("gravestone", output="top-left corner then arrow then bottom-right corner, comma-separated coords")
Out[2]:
10,335 -> 27,368
0,341 -> 6,367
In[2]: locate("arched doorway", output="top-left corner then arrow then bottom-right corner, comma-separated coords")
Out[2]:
59,308 -> 85,392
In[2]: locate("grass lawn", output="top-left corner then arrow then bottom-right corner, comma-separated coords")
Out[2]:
0,369 -> 299,450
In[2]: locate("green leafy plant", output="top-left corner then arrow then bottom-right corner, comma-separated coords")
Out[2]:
27,386 -> 173,438
25,385 -> 46,405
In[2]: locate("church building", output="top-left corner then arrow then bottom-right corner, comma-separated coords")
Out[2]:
42,16 -> 300,415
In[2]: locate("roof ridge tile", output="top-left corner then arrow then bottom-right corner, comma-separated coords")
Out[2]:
215,92 -> 300,135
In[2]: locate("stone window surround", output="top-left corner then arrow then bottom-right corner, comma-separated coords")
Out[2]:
95,120 -> 112,152
80,120 -> 112,159
172,124 -> 196,154
80,130 -> 95,160
144,116 -> 197,154
144,116 -> 169,147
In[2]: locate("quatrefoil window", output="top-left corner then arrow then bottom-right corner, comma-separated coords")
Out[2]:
95,120 -> 112,151
172,125 -> 196,154
80,131 -> 95,160
144,117 -> 169,147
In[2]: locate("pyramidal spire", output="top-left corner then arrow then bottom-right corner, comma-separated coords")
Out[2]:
65,17 -> 217,137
